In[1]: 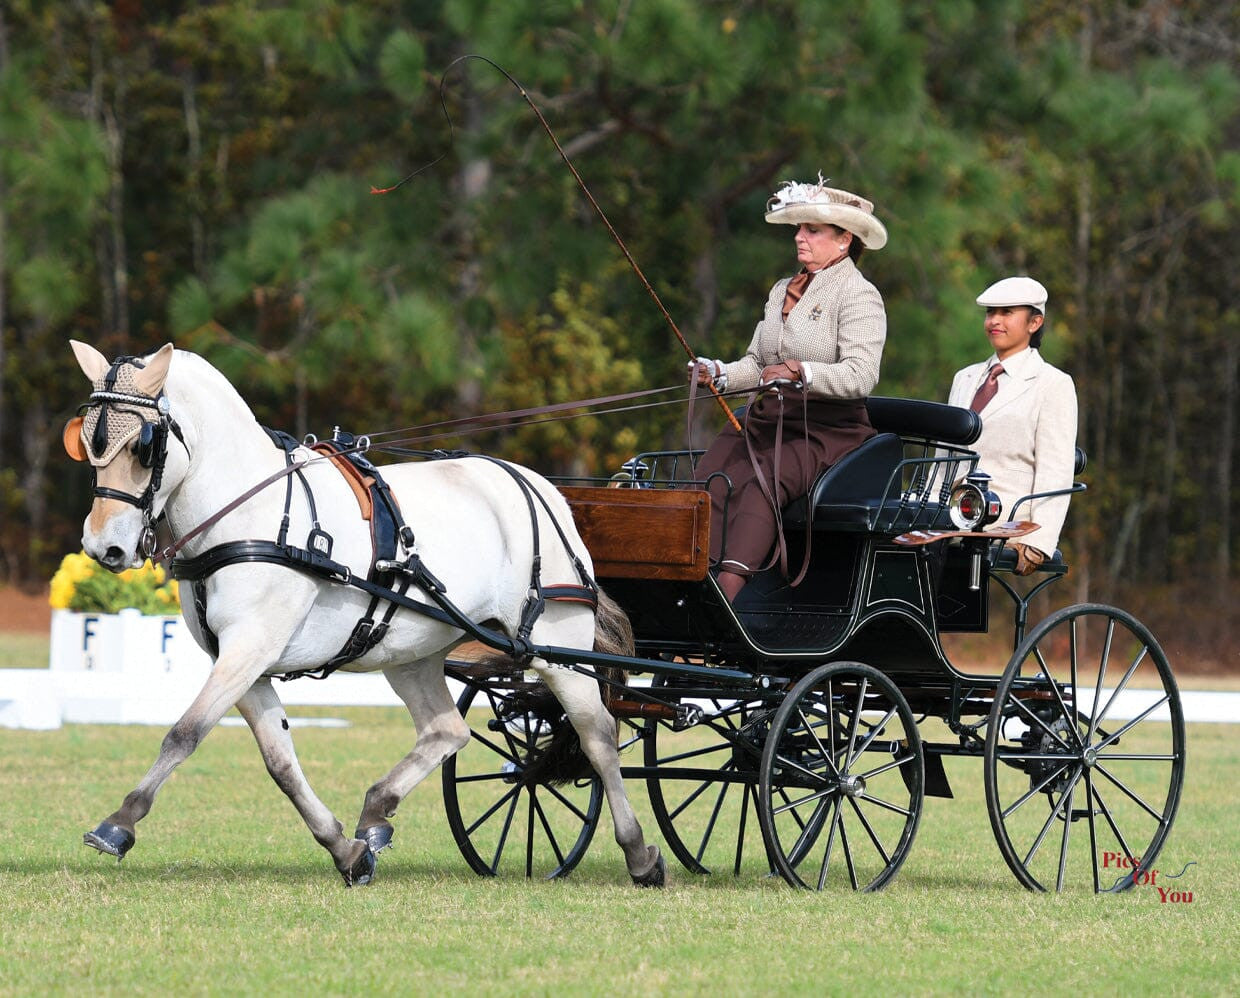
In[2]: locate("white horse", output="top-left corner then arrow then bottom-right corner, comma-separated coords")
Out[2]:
65,340 -> 664,887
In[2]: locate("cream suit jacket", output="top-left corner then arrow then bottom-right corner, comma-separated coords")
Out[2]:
723,257 -> 886,400
948,348 -> 1078,555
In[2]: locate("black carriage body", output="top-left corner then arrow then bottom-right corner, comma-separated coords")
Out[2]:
586,398 -> 995,692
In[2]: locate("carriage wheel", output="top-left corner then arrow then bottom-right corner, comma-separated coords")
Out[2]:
442,677 -> 603,879
642,676 -> 776,876
758,662 -> 924,891
984,604 -> 1185,893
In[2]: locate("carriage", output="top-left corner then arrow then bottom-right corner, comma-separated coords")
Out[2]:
439,395 -> 1185,893
66,343 -> 1184,894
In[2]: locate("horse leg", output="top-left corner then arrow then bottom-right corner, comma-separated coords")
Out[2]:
83,645 -> 270,864
233,678 -> 375,886
354,656 -> 471,855
534,660 -> 666,887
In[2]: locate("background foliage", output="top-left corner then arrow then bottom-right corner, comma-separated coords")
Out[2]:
1,1 -> 1235,659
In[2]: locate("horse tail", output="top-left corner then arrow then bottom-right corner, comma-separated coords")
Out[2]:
591,585 -> 633,712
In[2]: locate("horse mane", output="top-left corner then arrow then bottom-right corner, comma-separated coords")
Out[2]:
166,348 -> 268,437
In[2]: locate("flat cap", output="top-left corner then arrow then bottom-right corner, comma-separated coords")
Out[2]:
976,276 -> 1048,312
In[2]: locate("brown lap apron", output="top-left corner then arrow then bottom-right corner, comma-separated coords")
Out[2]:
694,392 -> 875,579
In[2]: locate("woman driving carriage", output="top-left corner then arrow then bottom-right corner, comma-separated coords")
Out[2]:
688,176 -> 888,602
948,276 -> 1078,575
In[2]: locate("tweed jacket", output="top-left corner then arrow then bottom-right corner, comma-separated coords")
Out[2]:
723,257 -> 886,400
948,347 -> 1078,555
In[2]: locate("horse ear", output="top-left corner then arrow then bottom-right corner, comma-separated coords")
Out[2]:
133,343 -> 175,397
70,340 -> 110,383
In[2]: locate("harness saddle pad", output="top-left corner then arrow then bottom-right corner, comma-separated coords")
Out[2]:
559,486 -> 710,582
312,442 -> 375,520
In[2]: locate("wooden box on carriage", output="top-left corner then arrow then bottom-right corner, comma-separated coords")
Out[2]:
558,486 -> 710,581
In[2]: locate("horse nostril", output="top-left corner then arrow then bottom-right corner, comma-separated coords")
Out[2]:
104,546 -> 128,570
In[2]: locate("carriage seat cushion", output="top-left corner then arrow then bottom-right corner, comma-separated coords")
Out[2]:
866,396 -> 981,446
782,432 -> 908,529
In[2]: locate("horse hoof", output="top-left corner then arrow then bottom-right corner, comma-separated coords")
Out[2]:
341,842 -> 377,888
360,823 -> 393,856
631,849 -> 667,889
84,821 -> 135,860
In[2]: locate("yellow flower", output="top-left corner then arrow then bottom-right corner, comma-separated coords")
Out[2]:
49,552 -> 96,609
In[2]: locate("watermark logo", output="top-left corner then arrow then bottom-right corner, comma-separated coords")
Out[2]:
1101,852 -> 1196,902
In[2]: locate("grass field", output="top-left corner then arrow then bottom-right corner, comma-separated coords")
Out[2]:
0,704 -> 1235,996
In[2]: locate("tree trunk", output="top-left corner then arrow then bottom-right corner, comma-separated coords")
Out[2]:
182,68 -> 206,278
0,9 -> 8,459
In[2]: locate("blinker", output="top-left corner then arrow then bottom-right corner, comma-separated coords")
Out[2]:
63,416 -> 88,462
137,422 -> 158,468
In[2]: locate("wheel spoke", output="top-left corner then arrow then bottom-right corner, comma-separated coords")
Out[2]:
1043,669 -> 1082,749
694,780 -> 732,865
530,790 -> 568,870
464,783 -> 521,837
852,705 -> 900,759
1021,768 -> 1083,868
1069,617 -> 1081,734
1090,781 -> 1137,869
854,792 -> 912,819
487,787 -> 520,873
1004,692 -> 1074,751
846,795 -> 893,866
654,737 -> 736,767
773,785 -> 836,817
1093,694 -> 1171,751
667,770 -> 725,822
1001,762 -> 1073,820
838,807 -> 859,890
1093,644 -> 1150,731
542,781 -> 595,824
814,798 -> 843,891
1055,778 -> 1075,891
1086,617 -> 1116,742
857,752 -> 918,781
467,727 -> 522,767
842,679 -> 869,771
1085,769 -> 1100,893
1093,761 -> 1170,822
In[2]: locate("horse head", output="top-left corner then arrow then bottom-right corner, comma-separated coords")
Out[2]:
65,340 -> 190,571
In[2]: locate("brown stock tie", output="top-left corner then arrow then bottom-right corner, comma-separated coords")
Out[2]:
969,362 -> 1004,413
781,270 -> 813,319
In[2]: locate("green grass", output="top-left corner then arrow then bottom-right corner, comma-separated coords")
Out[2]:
0,632 -> 50,669
0,708 -> 1235,995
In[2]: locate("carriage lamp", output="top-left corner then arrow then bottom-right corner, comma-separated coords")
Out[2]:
608,457 -> 650,488
948,471 -> 1002,531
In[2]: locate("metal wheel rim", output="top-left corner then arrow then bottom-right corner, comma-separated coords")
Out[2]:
758,661 -> 924,892
442,679 -> 604,879
983,603 -> 1186,893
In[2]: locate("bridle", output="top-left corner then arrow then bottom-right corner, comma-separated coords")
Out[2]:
66,357 -> 191,559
